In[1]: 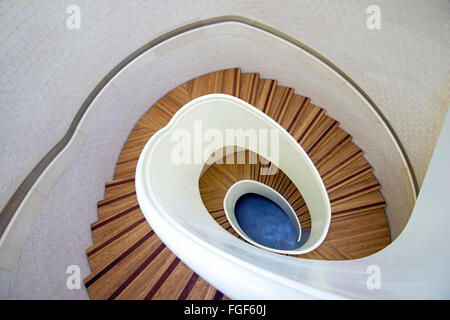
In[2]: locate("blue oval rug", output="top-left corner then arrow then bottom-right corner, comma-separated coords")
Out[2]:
234,193 -> 308,250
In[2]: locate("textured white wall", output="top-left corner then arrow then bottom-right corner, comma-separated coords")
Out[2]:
0,0 -> 448,299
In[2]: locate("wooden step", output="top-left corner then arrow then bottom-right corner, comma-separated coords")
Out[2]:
86,221 -> 227,300
97,191 -> 138,220
198,185 -> 227,213
331,191 -> 386,217
281,181 -> 301,205
254,78 -> 277,112
234,151 -> 253,181
303,208 -> 390,260
290,102 -> 325,144
153,85 -> 191,117
278,94 -> 308,131
119,125 -> 156,159
87,219 -> 151,272
256,85 -> 294,183
238,73 -> 259,105
201,152 -> 312,236
92,204 -> 143,244
275,174 -> 293,196
114,159 -> 140,180
317,140 -> 363,180
328,173 -> 380,205
323,156 -> 372,193
103,178 -> 136,201
302,116 -> 339,154
265,167 -> 287,191
138,257 -> 193,300
190,68 -> 241,99
123,124 -> 156,144
308,127 -> 350,166
291,195 -> 305,211
113,246 -> 179,300
135,104 -> 173,132
184,277 -> 224,300
85,230 -> 163,299
265,85 -> 294,122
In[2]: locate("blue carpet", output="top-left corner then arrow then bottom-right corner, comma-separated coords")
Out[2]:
235,193 -> 308,250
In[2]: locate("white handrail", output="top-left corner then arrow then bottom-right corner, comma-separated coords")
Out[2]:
136,94 -> 330,252
135,94 -> 450,299
135,94 -> 335,298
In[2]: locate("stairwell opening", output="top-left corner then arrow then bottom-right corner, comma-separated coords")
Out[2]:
234,193 -> 310,250
223,180 -> 310,253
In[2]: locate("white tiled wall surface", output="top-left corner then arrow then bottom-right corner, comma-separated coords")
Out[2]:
0,0 -> 448,299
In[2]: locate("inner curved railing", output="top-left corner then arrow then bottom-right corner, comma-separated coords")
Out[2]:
136,94 -> 331,256
224,180 -> 304,253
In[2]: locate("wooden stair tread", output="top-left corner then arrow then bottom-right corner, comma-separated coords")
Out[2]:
87,219 -> 151,272
185,277 -> 222,300
265,85 -> 294,122
323,156 -> 372,192
254,78 -> 277,112
136,104 -> 173,131
92,205 -> 143,244
265,167 -> 287,190
289,103 -> 324,143
328,173 -> 380,205
308,126 -> 350,165
301,208 -> 389,260
97,192 -> 138,220
278,94 -> 308,131
331,190 -> 386,217
190,68 -> 241,99
104,178 -> 136,201
85,230 -> 164,299
85,220 -> 226,300
317,140 -> 362,179
238,73 -> 259,105
122,125 -> 156,145
114,247 -> 177,300
302,116 -> 339,154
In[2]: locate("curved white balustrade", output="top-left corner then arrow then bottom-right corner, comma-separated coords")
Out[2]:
136,94 -> 336,298
136,94 -> 450,299
136,93 -> 330,254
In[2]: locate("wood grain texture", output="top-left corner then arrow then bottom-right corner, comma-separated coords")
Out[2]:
84,68 -> 390,300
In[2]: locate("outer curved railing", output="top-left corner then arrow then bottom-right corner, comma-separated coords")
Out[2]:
1,19 -> 418,279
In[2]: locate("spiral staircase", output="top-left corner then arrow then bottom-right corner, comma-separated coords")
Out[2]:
84,68 -> 390,299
